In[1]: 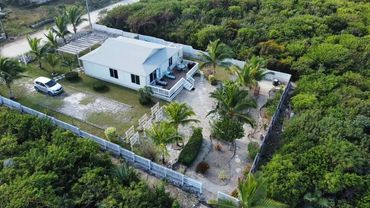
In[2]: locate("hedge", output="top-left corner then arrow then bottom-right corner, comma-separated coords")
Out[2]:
178,128 -> 203,166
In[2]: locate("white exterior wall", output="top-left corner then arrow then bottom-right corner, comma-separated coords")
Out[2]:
82,61 -> 146,90
156,51 -> 182,79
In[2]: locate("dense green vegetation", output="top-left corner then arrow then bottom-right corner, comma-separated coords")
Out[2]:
0,108 -> 176,207
178,128 -> 203,166
102,0 -> 370,207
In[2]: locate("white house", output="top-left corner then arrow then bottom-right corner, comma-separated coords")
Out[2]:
79,36 -> 199,101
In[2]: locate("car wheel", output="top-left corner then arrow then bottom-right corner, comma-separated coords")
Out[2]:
34,86 -> 40,92
47,91 -> 54,96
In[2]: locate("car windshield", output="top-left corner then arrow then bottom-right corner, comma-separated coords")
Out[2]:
45,80 -> 57,87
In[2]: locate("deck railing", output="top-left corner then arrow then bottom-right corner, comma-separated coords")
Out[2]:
149,60 -> 198,101
149,78 -> 185,101
185,61 -> 199,80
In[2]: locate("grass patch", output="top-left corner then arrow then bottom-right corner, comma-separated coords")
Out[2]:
79,96 -> 96,105
0,62 -> 160,136
27,93 -> 65,109
86,111 -> 133,135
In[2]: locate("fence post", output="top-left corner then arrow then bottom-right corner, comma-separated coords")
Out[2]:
181,174 -> 184,186
103,141 -> 107,150
148,160 -> 152,170
132,152 -> 135,162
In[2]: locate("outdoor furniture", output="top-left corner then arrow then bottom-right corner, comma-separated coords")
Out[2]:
165,73 -> 176,80
176,63 -> 186,71
165,71 -> 176,80
156,80 -> 168,86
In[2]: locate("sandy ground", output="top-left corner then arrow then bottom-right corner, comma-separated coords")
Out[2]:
173,75 -> 273,200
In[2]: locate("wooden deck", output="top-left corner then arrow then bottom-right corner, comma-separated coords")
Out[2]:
162,68 -> 188,90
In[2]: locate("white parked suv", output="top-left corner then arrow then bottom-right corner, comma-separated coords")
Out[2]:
34,77 -> 63,96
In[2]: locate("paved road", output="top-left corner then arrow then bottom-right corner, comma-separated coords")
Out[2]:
0,0 -> 138,57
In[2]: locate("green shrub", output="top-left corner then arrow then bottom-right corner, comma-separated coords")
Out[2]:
248,142 -> 259,160
92,81 -> 109,92
208,75 -> 218,85
178,128 -> 203,166
104,127 -> 117,142
138,86 -> 153,105
65,71 -> 80,82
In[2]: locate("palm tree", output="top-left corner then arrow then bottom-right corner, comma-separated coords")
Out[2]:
209,81 -> 256,127
27,36 -> 48,69
0,57 -> 25,99
62,56 -> 76,72
44,30 -> 59,50
229,56 -> 273,89
45,54 -> 60,76
65,6 -> 87,34
199,39 -> 233,75
214,173 -> 288,208
145,121 -> 181,164
164,102 -> 199,146
52,16 -> 70,44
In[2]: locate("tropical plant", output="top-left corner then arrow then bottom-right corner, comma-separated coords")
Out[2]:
214,173 -> 288,208
27,36 -> 48,69
199,39 -> 233,75
138,86 -> 153,105
62,56 -> 77,71
112,163 -> 138,186
65,6 -> 87,34
104,127 -> 117,142
211,117 -> 245,143
304,190 -> 332,208
45,53 -> 60,75
164,102 -> 199,146
44,30 -> 59,50
52,16 -> 70,44
145,121 -> 181,164
0,57 -> 24,99
209,81 -> 256,127
229,56 -> 273,89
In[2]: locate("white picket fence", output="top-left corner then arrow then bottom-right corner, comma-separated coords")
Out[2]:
0,96 -> 203,195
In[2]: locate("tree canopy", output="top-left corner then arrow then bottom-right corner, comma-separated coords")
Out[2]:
101,0 -> 370,207
0,108 -> 176,208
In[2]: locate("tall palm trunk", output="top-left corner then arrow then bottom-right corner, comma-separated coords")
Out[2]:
73,25 -> 77,34
7,84 -> 14,100
38,58 -> 42,69
213,63 -> 216,75
162,152 -> 165,164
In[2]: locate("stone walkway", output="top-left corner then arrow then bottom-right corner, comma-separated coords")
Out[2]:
174,75 -> 272,200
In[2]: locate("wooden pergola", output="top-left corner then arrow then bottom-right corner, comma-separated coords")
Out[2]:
56,32 -> 108,66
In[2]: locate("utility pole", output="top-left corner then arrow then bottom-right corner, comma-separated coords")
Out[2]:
85,0 -> 93,31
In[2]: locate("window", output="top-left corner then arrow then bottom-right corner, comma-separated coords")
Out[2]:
149,69 -> 157,83
131,74 -> 140,85
169,57 -> 173,66
109,68 -> 118,79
